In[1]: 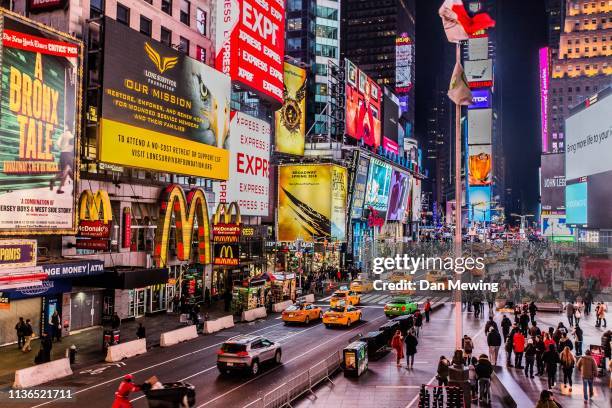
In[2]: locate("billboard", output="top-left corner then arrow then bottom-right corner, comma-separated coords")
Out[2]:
395,34 -> 413,94
464,59 -> 493,88
382,88 -> 400,154
468,89 -> 491,110
387,170 -> 409,222
0,12 -> 82,234
540,153 -> 565,211
468,186 -> 491,222
566,182 -> 587,225
468,145 -> 492,186
467,109 -> 492,145
468,36 -> 488,61
278,165 -> 347,242
363,158 -> 393,218
275,62 -> 306,155
100,18 -> 230,179
345,59 -> 382,148
541,215 -> 574,238
351,155 -> 370,219
539,47 -> 550,152
213,112 -> 270,216
411,178 -> 422,222
215,0 -> 285,105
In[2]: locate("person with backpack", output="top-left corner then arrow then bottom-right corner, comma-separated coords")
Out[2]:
462,335 -> 474,365
475,354 -> 493,404
559,346 -> 576,392
486,327 -> 502,366
524,338 -> 537,378
405,329 -> 418,369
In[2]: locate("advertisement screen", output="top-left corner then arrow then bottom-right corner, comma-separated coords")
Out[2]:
468,36 -> 489,61
411,179 -> 422,222
0,13 -> 82,234
351,156 -> 370,219
387,170 -> 409,222
541,215 -> 574,237
100,18 -> 230,179
565,91 -> 612,180
275,62 -> 306,155
278,165 -> 346,242
468,145 -> 492,186
540,153 -> 565,211
566,182 -> 587,225
468,89 -> 491,110
382,88 -> 400,154
468,186 -> 491,222
464,59 -> 493,88
467,109 -> 492,145
395,34 -> 413,94
363,158 -> 393,217
215,0 -> 285,105
539,47 -> 550,152
213,112 -> 270,216
345,59 -> 382,148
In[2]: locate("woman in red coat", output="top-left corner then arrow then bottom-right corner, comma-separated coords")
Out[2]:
391,330 -> 405,366
112,375 -> 141,408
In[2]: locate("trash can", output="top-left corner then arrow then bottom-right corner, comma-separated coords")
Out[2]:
378,320 -> 400,346
360,331 -> 386,358
102,329 -> 120,351
145,382 -> 196,408
343,341 -> 368,377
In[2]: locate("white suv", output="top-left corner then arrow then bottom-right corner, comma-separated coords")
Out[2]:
217,335 -> 282,375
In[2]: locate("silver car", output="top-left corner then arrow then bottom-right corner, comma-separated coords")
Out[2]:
216,335 -> 282,375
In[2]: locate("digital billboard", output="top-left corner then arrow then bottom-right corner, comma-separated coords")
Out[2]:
275,62 -> 306,155
464,59 -> 493,88
278,165 -> 347,242
468,89 -> 491,110
541,215 -> 574,238
213,112 -> 270,216
363,158 -> 393,218
215,0 -> 285,105
100,18 -> 230,179
382,88 -> 400,154
395,34 -> 413,94
468,186 -> 491,222
345,59 -> 382,148
539,47 -> 550,152
566,182 -> 587,225
468,145 -> 492,186
467,109 -> 492,145
468,36 -> 488,61
351,155 -> 370,219
540,153 -> 565,212
387,170 -> 409,222
0,12 -> 82,234
411,178 -> 422,222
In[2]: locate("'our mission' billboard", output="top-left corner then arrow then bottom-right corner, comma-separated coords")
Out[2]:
99,18 -> 230,180
0,12 -> 82,234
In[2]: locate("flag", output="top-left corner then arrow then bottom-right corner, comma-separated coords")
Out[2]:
448,61 -> 473,105
439,0 -> 496,43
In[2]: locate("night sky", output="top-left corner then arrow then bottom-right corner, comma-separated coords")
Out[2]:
415,0 -> 548,217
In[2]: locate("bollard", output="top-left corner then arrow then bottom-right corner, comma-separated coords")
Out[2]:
68,345 -> 77,365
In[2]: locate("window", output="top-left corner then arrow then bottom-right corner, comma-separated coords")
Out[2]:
585,86 -> 590,91
90,0 -> 104,18
196,45 -> 206,63
161,26 -> 172,46
140,16 -> 152,37
576,86 -> 581,91
179,36 -> 189,54
568,87 -> 573,92
196,8 -> 207,36
180,0 -> 191,25
287,18 -> 302,31
315,43 -> 337,58
287,0 -> 302,11
585,37 -> 590,43
567,39 -> 572,45
116,4 -> 130,25
316,6 -> 338,20
287,37 -> 302,51
162,0 -> 172,15
585,47 -> 590,52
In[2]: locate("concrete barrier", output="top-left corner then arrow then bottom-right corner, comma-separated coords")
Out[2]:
203,315 -> 235,334
535,302 -> 563,313
13,358 -> 72,389
105,338 -> 147,362
241,306 -> 267,322
303,294 -> 315,303
160,325 -> 198,347
272,300 -> 293,313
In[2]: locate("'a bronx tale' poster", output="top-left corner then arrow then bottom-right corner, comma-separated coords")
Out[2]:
0,13 -> 81,234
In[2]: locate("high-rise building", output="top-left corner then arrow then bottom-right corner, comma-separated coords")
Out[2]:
547,0 -> 612,153
546,0 -> 567,58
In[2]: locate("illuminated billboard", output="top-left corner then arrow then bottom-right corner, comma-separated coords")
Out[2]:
411,178 -> 422,222
382,88 -> 400,154
278,165 -> 347,242
387,170 -> 409,222
275,62 -> 306,155
395,34 -> 413,94
363,158 -> 393,218
467,109 -> 492,145
345,59 -> 382,148
468,186 -> 491,222
566,182 -> 587,226
213,112 -> 270,216
539,47 -> 550,153
468,145 -> 492,186
100,18 -> 230,179
215,0 -> 285,105
540,153 -> 565,212
468,89 -> 491,110
464,59 -> 493,88
541,215 -> 574,238
0,12 -> 82,234
468,36 -> 489,61
351,155 -> 370,219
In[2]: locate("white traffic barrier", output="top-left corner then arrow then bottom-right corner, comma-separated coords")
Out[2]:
160,325 -> 198,347
105,338 -> 147,362
13,358 -> 72,389
303,294 -> 315,303
203,315 -> 234,334
272,300 -> 293,313
241,306 -> 267,322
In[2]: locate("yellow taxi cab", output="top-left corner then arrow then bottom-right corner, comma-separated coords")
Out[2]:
389,272 -> 415,295
322,302 -> 362,327
350,279 -> 373,293
425,270 -> 449,290
281,303 -> 322,325
330,290 -> 360,307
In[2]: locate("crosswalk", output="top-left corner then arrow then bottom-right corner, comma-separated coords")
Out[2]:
318,293 -> 452,306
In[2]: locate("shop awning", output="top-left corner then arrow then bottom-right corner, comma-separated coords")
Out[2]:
72,267 -> 168,289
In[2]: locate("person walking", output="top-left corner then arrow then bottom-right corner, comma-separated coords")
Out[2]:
535,335 -> 546,376
462,335 -> 474,365
524,338 -> 537,378
574,303 -> 582,326
136,323 -> 146,339
543,344 -> 560,390
38,332 -> 53,364
405,329 -> 418,369
565,302 -> 575,327
486,327 -> 502,366
528,321 -> 541,339
513,330 -> 525,369
573,324 -> 583,356
391,330 -> 404,366
559,346 -> 576,392
51,310 -> 61,342
435,356 -> 450,401
475,354 -> 493,404
501,314 -> 512,343
424,299 -> 431,323
15,317 -> 26,349
576,349 -> 598,402
558,332 -> 573,352
519,312 -> 530,335
112,374 -> 141,408
535,390 -> 562,408
413,310 -> 423,337
529,301 -> 538,324
596,302 -> 607,328
22,319 -> 34,352
484,316 -> 498,335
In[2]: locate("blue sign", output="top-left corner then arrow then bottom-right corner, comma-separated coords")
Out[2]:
566,182 -> 587,225
468,186 -> 491,222
468,89 -> 491,110
3,279 -> 72,300
43,260 -> 105,280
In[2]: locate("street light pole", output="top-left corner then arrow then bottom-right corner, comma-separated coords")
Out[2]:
453,42 -> 463,351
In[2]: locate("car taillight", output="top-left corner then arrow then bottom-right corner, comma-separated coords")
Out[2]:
236,351 -> 249,357
401,306 -> 406,311
216,349 -> 224,355
384,306 -> 389,310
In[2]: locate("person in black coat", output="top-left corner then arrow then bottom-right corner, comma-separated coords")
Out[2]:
15,317 -> 26,349
573,324 -> 583,356
39,332 -> 53,363
535,335 -> 546,376
136,323 -> 146,339
111,312 -> 121,330
501,315 -> 512,342
405,329 -> 418,369
528,301 -> 538,324
519,312 -> 530,335
486,327 -> 502,366
542,344 -> 560,389
484,316 -> 498,335
524,339 -> 537,378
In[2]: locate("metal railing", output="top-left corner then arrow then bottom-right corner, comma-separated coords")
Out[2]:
242,350 -> 342,408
